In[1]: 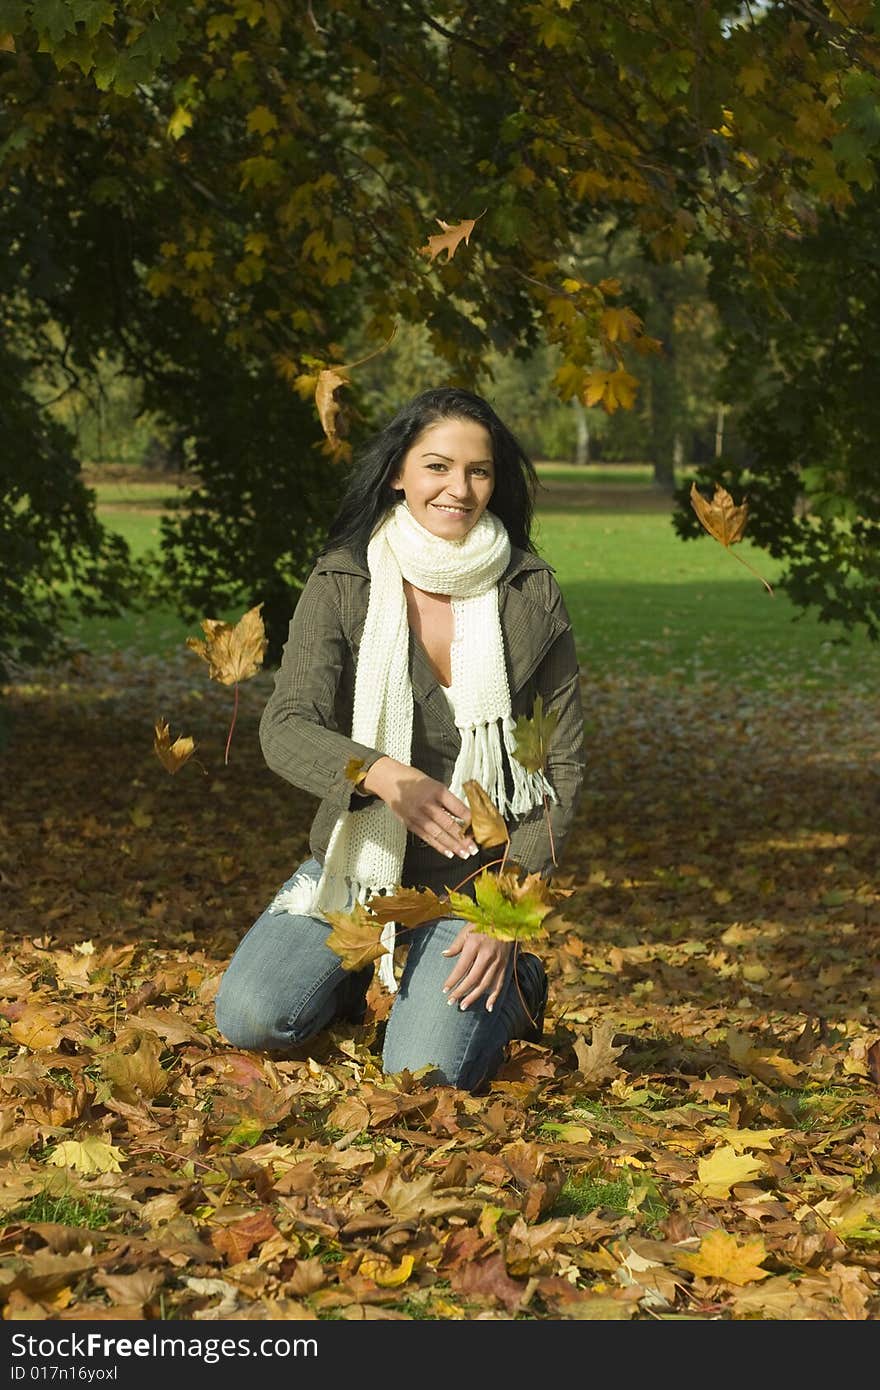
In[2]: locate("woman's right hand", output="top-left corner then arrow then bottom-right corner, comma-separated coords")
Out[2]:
360,757 -> 480,861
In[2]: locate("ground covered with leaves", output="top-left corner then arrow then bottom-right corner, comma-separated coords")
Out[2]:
1,650 -> 879,1321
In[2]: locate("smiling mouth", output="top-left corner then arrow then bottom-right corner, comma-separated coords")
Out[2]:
432,504 -> 471,514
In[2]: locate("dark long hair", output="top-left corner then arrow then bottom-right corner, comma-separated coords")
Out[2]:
315,388 -> 539,566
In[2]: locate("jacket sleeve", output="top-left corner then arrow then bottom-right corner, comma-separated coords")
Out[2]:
259,568 -> 385,812
506,581 -> 586,879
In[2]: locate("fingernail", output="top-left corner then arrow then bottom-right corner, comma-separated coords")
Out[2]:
458,849 -> 469,859
447,995 -> 457,1007
441,949 -> 452,956
459,1002 -> 469,1012
486,1002 -> 493,1013
469,846 -> 479,856
445,850 -> 454,859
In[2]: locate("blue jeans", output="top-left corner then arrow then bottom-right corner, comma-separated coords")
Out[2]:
215,857 -> 547,1092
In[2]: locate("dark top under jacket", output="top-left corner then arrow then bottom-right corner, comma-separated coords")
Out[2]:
259,542 -> 587,900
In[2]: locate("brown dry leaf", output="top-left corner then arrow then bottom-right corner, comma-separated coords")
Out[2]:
364,1170 -> 474,1221
126,1008 -> 211,1049
315,366 -> 351,449
152,718 -> 196,775
186,604 -> 267,686
99,1029 -> 168,1104
312,329 -> 397,448
448,1251 -> 525,1312
324,903 -> 389,972
8,1004 -> 69,1052
573,1019 -> 626,1085
462,779 -> 509,848
674,1228 -> 771,1285
211,1211 -> 280,1265
418,211 -> 484,263
689,483 -> 773,592
365,885 -> 446,929
690,482 -> 748,546
727,1029 -> 805,1088
93,1268 -> 165,1308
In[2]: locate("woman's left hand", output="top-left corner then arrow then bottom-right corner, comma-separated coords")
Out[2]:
441,926 -> 512,1012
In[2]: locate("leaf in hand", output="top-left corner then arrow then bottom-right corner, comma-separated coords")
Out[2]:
446,867 -> 555,942
462,779 -> 509,847
418,211 -> 484,263
186,604 -> 267,686
365,886 -> 447,929
690,483 -> 774,594
153,718 -> 196,775
324,903 -> 389,972
511,694 -> 559,774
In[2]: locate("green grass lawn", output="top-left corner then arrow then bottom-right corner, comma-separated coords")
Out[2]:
65,489 -> 880,692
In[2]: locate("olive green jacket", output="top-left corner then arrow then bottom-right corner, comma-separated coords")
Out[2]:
259,544 -> 586,897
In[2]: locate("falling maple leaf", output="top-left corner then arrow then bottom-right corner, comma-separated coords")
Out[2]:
462,779 -> 509,848
186,603 -> 267,686
324,902 -> 389,972
694,1145 -> 765,1199
186,603 -> 267,763
418,210 -> 485,263
311,327 -> 398,452
690,482 -> 774,593
511,694 -> 560,775
675,1228 -> 771,1285
153,717 -> 196,775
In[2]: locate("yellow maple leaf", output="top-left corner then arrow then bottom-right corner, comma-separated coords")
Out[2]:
167,106 -> 192,141
359,1253 -> 415,1287
714,1126 -> 789,1152
675,1228 -> 771,1285
48,1138 -> 125,1175
694,1145 -> 765,1199
600,305 -> 643,343
153,717 -> 196,775
689,488 -> 774,594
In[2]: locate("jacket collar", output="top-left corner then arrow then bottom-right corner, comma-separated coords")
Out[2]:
313,542 -> 564,728
314,543 -> 554,585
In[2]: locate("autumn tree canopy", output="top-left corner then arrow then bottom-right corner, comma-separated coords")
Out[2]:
3,0 -> 880,668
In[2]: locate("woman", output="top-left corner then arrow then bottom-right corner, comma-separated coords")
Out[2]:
215,388 -> 586,1091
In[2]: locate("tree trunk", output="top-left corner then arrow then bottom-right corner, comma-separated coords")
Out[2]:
572,396 -> 589,466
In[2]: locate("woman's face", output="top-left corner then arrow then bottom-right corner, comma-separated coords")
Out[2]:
389,417 -> 495,539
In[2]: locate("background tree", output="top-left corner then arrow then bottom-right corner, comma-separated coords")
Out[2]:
3,0 -> 880,669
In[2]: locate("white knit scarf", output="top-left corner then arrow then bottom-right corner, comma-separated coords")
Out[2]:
269,498 -> 557,991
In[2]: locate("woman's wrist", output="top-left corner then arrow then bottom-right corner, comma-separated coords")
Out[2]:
359,755 -> 400,799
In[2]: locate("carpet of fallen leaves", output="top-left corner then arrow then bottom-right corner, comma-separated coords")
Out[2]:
1,648 -> 879,1322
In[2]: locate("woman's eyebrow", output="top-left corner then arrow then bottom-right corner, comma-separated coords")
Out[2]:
421,452 -> 494,465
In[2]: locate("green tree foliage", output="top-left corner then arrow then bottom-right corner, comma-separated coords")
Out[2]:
675,185 -> 880,639
3,0 -> 880,666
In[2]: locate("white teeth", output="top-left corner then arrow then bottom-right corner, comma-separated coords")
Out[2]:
433,505 -> 469,513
